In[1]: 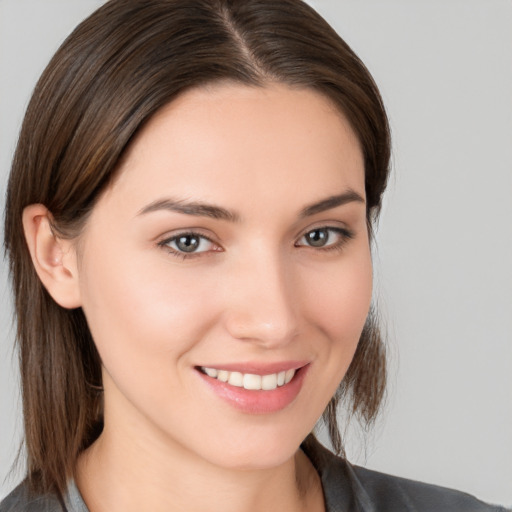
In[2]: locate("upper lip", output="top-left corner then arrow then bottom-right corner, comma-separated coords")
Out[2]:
196,361 -> 309,375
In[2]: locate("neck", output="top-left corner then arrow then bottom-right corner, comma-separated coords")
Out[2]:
76,421 -> 324,512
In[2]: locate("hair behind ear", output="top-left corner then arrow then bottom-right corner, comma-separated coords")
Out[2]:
15,280 -> 103,493
9,207 -> 103,495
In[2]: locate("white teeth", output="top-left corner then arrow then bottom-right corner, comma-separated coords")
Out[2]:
201,367 -> 297,390
217,370 -> 229,382
228,371 -> 243,387
243,373 -> 261,390
261,373 -> 278,390
204,367 -> 218,378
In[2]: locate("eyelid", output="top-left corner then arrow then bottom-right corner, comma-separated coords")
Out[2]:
295,225 -> 355,250
156,223 -> 354,259
295,219 -> 354,238
157,230 -> 222,259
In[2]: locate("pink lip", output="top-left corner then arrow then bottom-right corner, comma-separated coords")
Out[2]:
196,362 -> 310,414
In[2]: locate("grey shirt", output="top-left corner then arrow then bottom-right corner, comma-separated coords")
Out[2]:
1,436 -> 508,511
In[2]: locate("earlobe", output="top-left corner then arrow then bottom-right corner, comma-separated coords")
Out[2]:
22,204 -> 82,309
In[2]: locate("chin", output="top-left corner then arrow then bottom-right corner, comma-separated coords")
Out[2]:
187,422 -> 311,471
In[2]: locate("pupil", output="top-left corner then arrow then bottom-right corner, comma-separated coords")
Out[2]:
307,229 -> 328,247
176,235 -> 200,252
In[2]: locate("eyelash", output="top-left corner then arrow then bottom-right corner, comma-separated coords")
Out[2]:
295,227 -> 354,253
158,227 -> 354,260
158,231 -> 217,260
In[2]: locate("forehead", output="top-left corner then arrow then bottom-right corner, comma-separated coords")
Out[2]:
103,83 -> 365,214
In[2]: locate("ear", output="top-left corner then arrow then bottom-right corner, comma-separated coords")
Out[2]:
22,204 -> 82,309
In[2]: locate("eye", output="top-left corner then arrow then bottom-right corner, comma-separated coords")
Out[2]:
158,232 -> 218,258
296,227 -> 353,250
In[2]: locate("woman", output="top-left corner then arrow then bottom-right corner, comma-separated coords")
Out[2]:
0,0 -> 507,511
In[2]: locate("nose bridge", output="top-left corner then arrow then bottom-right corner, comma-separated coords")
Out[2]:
224,245 -> 298,347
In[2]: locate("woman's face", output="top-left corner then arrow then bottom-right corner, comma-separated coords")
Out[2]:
75,83 -> 372,469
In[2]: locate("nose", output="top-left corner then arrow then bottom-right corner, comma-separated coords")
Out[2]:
223,249 -> 299,348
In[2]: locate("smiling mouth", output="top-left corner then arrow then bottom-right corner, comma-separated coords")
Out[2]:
198,366 -> 296,391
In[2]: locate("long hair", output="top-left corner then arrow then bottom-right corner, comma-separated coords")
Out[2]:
4,0 -> 390,495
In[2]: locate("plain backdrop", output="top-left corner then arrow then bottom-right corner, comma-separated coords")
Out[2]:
0,0 -> 511,507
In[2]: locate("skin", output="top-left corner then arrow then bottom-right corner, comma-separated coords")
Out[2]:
23,83 -> 372,512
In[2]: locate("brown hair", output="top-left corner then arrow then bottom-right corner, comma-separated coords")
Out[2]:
4,0 -> 390,495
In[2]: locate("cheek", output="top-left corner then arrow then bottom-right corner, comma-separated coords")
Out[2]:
78,247 -> 217,370
78,252 -> 224,426
302,249 -> 373,345
290,246 -> 373,427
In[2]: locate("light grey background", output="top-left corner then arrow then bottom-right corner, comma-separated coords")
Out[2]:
1,0 -> 511,506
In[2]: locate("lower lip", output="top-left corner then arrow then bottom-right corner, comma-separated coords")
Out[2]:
197,365 -> 309,414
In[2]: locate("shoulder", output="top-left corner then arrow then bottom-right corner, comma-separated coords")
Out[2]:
0,481 -> 65,512
301,435 -> 509,512
349,464 -> 507,512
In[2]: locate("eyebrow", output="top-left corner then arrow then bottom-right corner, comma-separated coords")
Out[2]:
138,198 -> 240,222
299,190 -> 365,218
137,190 -> 364,222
